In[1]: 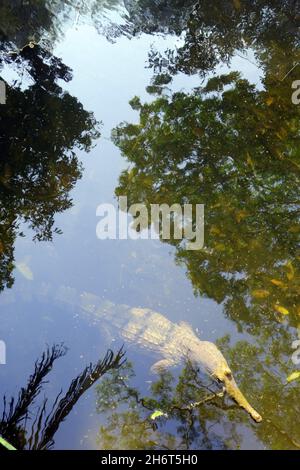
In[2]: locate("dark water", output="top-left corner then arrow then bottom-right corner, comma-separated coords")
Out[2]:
0,1 -> 299,450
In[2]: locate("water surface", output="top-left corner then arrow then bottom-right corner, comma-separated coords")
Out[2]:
0,1 -> 299,450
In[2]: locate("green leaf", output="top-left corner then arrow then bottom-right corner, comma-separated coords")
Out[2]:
286,371 -> 300,383
0,435 -> 17,450
150,410 -> 167,420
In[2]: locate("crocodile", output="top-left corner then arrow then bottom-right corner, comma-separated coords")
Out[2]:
51,285 -> 262,423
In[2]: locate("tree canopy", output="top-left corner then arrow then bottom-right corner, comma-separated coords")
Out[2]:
113,71 -> 300,331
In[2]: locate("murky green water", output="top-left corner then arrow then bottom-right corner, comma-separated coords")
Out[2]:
0,1 -> 299,450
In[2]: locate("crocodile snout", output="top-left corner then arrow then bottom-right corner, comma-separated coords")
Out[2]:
223,374 -> 262,423
214,366 -> 262,423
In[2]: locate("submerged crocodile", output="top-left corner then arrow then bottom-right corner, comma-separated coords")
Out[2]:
49,285 -> 262,423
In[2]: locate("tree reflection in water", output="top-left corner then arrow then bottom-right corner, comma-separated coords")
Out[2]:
96,348 -> 300,450
0,5 -> 101,292
111,2 -> 300,450
0,0 -> 299,451
113,71 -> 300,328
96,360 -> 243,450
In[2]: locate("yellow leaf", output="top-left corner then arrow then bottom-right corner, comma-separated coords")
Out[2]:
287,371 -> 300,383
274,148 -> 283,159
274,305 -> 289,315
249,239 -> 261,250
235,210 -> 249,223
246,153 -> 255,171
288,225 -> 300,233
285,261 -> 295,281
210,225 -> 222,236
252,289 -> 270,299
232,0 -> 241,10
275,128 -> 287,140
214,243 -> 226,252
270,279 -> 287,289
266,96 -> 274,106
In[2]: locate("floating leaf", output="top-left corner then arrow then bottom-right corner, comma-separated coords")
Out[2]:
252,289 -> 270,299
274,305 -> 289,315
232,0 -> 241,10
210,225 -> 222,236
150,410 -> 166,420
270,279 -> 287,289
265,95 -> 274,106
246,153 -> 255,171
214,243 -> 226,252
235,210 -> 249,223
285,261 -> 295,281
288,225 -> 300,233
286,371 -> 300,383
275,128 -> 287,140
0,435 -> 16,450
